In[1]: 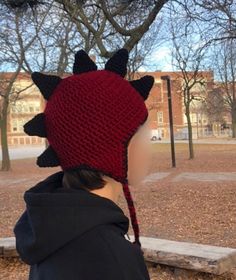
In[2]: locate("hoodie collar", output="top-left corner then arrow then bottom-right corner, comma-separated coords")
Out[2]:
13,171 -> 129,265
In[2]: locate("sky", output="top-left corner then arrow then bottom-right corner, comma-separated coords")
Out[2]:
139,45 -> 173,72
1,45 -> 174,73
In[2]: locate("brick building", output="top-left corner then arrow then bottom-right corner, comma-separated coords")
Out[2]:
135,70 -> 215,139
0,69 -> 231,146
0,72 -> 45,146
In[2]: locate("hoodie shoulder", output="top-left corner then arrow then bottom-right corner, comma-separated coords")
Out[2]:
97,224 -> 151,280
27,223 -> 126,280
14,171 -> 130,267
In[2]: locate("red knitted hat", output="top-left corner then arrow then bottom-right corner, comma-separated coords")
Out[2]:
23,48 -> 154,250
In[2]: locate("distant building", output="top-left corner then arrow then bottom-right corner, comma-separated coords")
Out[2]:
1,72 -> 45,146
0,69 -> 232,146
135,70 -> 216,139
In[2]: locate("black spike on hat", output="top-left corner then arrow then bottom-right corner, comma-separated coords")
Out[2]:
130,75 -> 155,100
31,72 -> 61,100
23,113 -> 46,137
73,50 -> 97,74
105,48 -> 129,77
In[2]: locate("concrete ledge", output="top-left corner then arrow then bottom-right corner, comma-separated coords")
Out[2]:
128,235 -> 236,275
1,236 -> 236,275
0,237 -> 17,257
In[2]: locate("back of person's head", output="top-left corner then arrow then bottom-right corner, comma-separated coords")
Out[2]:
62,168 -> 106,191
24,48 -> 154,248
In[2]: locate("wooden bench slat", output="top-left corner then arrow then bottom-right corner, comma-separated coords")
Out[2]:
128,235 -> 236,275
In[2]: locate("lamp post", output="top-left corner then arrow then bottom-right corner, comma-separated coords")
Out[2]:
161,75 -> 176,167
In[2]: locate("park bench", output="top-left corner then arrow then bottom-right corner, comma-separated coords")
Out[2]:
128,235 -> 236,275
1,235 -> 236,275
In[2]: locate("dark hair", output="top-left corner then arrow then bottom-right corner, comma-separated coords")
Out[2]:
62,168 -> 107,191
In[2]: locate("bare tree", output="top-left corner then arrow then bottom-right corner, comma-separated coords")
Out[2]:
212,39 -> 236,137
204,86 -> 227,128
2,0 -> 168,58
0,9 -> 49,170
168,7 -> 207,159
0,3 -> 77,170
192,0 -> 236,42
172,0 -> 236,47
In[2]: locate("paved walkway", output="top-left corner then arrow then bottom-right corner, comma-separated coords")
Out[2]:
173,172 -> 236,182
1,139 -> 236,161
143,172 -> 236,183
142,172 -> 170,183
0,145 -> 45,160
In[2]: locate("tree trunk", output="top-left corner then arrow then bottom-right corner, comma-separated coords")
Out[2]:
231,99 -> 236,138
232,101 -> 236,138
185,105 -> 194,159
0,97 -> 11,171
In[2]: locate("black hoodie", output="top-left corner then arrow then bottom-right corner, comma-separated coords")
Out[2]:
13,171 -> 150,280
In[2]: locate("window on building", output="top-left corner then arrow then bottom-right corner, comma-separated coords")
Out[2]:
18,119 -> 25,132
17,104 -> 22,112
191,113 -> 197,123
157,111 -> 163,124
23,105 -> 28,113
161,129 -> 165,138
11,119 -> 27,133
12,119 -> 18,132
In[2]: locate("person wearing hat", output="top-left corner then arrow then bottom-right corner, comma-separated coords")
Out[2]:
13,48 -> 155,279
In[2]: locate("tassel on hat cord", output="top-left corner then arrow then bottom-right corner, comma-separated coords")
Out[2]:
122,181 -> 144,255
